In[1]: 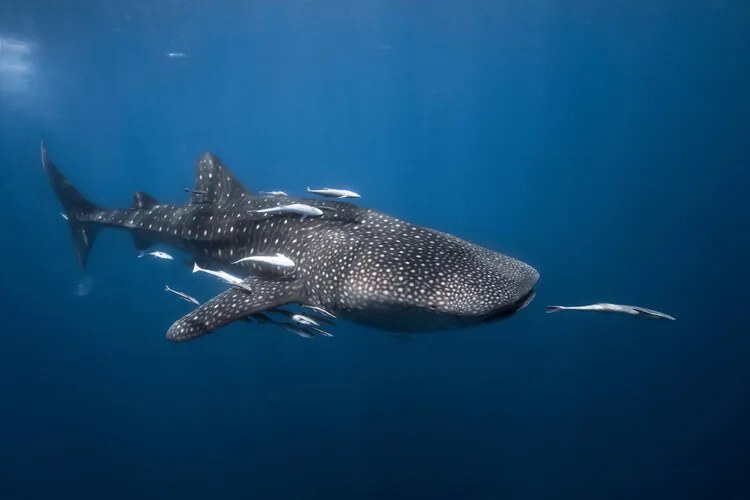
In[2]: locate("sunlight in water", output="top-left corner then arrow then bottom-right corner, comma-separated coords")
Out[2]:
73,275 -> 93,297
0,36 -> 34,100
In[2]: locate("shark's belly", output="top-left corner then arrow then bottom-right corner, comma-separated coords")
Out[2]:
339,305 -> 474,332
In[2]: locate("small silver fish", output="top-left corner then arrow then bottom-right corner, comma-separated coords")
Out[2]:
259,191 -> 289,196
192,262 -> 243,285
545,303 -> 675,320
291,314 -> 320,327
252,203 -> 323,218
60,212 -> 69,221
306,187 -> 361,198
300,304 -> 337,319
232,253 -> 295,268
309,326 -> 334,337
285,326 -> 314,339
277,311 -> 333,333
165,285 -> 200,305
184,187 -> 208,195
167,52 -> 188,58
138,251 -> 174,261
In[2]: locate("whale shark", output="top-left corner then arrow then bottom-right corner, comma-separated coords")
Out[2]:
42,142 -> 539,342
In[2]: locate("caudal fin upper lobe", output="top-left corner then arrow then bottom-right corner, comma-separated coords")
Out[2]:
41,141 -> 101,268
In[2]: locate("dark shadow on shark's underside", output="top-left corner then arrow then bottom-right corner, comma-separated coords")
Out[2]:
42,141 -> 539,342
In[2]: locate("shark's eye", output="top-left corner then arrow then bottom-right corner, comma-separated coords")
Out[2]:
427,303 -> 438,311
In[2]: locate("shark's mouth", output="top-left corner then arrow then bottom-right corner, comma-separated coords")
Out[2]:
481,289 -> 537,324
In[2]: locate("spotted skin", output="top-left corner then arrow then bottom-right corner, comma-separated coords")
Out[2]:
167,278 -> 303,341
43,145 -> 539,342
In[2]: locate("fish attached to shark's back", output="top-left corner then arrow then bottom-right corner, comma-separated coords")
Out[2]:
42,141 -> 539,342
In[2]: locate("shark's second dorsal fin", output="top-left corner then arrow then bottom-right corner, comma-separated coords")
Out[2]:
133,191 -> 159,209
191,153 -> 252,205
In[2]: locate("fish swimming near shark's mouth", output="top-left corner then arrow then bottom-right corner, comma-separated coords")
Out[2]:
42,141 -> 539,342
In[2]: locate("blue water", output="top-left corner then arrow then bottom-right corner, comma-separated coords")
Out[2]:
1,2 -> 749,499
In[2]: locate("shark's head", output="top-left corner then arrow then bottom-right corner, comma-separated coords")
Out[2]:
434,247 -> 539,322
338,227 -> 539,332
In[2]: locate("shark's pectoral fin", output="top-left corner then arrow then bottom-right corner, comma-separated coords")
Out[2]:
165,278 -> 301,342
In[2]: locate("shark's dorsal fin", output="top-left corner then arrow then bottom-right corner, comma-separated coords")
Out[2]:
166,277 -> 302,342
191,153 -> 252,205
132,191 -> 159,209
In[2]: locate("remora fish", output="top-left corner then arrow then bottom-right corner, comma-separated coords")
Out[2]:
192,262 -> 243,285
292,314 -> 319,327
276,310 -> 321,327
138,250 -> 174,260
165,285 -> 200,305
545,303 -> 675,320
251,203 -> 323,218
285,326 -> 314,339
306,187 -> 361,198
232,253 -> 295,268
300,304 -> 336,319
42,142 -> 539,342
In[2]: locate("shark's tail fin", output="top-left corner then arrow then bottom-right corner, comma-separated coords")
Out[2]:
545,306 -> 565,314
41,141 -> 102,269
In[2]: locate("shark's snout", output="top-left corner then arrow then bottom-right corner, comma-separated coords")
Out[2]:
456,252 -> 539,318
513,261 -> 539,303
490,259 -> 539,317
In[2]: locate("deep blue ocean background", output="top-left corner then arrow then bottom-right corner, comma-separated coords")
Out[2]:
1,1 -> 749,499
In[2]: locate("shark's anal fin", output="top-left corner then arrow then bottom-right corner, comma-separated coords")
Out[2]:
132,191 -> 159,209
165,277 -> 301,342
190,153 -> 253,205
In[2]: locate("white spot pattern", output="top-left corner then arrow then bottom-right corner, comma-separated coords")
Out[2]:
73,151 -> 538,341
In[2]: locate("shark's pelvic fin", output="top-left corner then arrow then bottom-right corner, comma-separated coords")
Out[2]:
132,191 -> 159,209
190,152 -> 253,205
131,232 -> 155,251
41,140 -> 102,269
130,192 -> 160,250
165,277 -> 302,342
